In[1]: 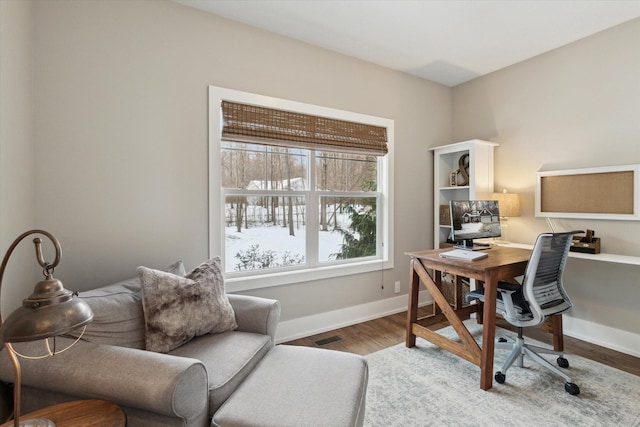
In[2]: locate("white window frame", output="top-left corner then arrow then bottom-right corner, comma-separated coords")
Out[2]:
209,86 -> 394,292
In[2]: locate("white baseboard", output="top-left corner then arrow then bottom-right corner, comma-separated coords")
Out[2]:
562,315 -> 640,358
275,291 -> 433,344
276,294 -> 640,358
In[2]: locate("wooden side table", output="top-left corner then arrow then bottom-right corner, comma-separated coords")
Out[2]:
0,399 -> 125,427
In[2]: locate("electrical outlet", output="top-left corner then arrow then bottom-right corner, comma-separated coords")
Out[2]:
394,281 -> 401,293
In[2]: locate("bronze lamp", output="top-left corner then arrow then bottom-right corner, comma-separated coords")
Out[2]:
0,230 -> 93,427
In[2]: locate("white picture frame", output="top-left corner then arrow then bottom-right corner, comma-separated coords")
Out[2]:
535,164 -> 640,220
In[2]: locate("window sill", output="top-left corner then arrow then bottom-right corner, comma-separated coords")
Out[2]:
225,258 -> 393,292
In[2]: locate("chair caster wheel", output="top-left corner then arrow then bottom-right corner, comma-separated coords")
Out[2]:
565,382 -> 580,395
557,357 -> 569,368
498,337 -> 508,343
495,372 -> 506,384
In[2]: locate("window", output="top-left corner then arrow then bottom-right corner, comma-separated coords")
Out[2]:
209,87 -> 394,291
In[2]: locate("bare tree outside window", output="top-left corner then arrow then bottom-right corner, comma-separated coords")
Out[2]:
222,142 -> 379,273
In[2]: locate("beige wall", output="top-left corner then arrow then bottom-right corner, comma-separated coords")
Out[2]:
0,0 -> 36,316
453,18 -> 640,340
21,0 -> 450,320
4,0 -> 636,352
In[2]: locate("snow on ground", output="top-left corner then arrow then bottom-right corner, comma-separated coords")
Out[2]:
225,225 -> 344,272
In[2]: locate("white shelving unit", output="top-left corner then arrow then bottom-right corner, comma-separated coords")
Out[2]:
497,242 -> 640,265
430,140 -> 498,249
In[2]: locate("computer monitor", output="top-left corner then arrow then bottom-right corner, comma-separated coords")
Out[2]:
449,200 -> 501,250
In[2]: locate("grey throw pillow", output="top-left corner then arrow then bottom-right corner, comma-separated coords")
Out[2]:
138,257 -> 237,353
65,260 -> 186,349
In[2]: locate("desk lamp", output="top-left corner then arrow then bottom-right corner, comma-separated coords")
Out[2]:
492,189 -> 521,244
0,230 -> 93,427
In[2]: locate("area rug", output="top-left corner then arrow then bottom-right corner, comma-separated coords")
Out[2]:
364,321 -> 640,427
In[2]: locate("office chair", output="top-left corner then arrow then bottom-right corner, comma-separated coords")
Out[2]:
465,231 -> 580,395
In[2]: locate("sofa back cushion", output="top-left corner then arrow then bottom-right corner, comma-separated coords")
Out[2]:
66,260 -> 186,349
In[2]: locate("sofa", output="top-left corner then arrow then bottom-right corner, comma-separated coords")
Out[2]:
0,259 -> 368,427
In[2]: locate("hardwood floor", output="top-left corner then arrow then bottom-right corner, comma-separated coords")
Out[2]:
284,306 -> 640,377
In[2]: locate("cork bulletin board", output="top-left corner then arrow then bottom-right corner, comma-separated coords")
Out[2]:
535,164 -> 640,220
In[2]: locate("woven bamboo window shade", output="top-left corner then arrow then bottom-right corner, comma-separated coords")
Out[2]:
221,101 -> 388,156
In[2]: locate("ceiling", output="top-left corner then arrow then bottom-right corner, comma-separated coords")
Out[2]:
174,0 -> 640,87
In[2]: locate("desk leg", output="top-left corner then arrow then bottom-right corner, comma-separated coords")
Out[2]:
475,280 -> 485,325
433,270 -> 442,316
551,315 -> 564,352
406,259 -> 419,348
480,270 -> 498,390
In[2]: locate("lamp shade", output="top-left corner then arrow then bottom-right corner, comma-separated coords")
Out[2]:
0,276 -> 93,343
0,230 -> 93,343
492,190 -> 521,218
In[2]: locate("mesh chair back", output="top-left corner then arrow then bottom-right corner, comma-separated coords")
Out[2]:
519,232 -> 575,326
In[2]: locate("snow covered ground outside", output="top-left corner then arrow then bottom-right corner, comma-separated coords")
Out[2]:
225,224 -> 345,272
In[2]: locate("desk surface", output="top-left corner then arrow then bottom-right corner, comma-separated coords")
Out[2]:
406,246 -> 531,278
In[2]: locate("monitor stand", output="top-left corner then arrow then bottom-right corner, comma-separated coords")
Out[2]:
454,239 -> 492,251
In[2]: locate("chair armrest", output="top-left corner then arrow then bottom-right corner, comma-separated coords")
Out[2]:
0,338 -> 208,421
497,288 -> 520,321
228,294 -> 280,341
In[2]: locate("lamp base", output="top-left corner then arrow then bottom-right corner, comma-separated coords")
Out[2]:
20,418 -> 55,427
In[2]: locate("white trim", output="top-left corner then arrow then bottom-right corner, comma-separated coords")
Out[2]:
535,164 -> 640,220
209,86 -> 394,290
496,241 -> 640,266
275,291 -> 433,344
429,139 -> 499,153
275,292 -> 640,358
562,314 -> 640,358
227,259 -> 388,292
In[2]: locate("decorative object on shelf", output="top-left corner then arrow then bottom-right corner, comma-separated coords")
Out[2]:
439,205 -> 451,225
454,153 -> 470,186
449,171 -> 458,186
492,189 -> 521,244
570,229 -> 601,254
0,230 -> 94,427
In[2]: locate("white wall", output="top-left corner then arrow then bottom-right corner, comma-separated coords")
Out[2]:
0,0 -> 36,316
21,0 -> 451,322
453,18 -> 640,353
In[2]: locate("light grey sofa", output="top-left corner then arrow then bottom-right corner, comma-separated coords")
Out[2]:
0,266 -> 368,427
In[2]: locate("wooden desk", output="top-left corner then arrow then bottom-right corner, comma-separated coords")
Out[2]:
0,399 -> 126,427
406,246 -> 531,390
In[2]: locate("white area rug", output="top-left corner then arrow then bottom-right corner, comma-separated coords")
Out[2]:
364,321 -> 640,427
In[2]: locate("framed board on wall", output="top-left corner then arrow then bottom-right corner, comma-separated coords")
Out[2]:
535,164 -> 640,220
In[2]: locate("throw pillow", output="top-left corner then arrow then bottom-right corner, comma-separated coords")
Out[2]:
138,257 -> 237,353
65,260 -> 186,349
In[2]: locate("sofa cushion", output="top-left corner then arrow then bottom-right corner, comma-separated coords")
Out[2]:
138,257 -> 237,353
212,345 -> 369,427
168,330 -> 272,415
66,260 -> 185,349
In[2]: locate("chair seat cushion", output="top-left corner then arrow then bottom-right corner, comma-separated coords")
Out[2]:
168,330 -> 273,415
465,281 -> 532,317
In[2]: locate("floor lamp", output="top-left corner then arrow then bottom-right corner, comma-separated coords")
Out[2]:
492,190 -> 521,244
0,230 -> 94,427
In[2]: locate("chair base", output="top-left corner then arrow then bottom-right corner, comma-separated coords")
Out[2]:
495,329 -> 580,395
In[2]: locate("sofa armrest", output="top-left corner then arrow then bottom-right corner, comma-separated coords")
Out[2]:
228,294 -> 280,341
0,338 -> 208,422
